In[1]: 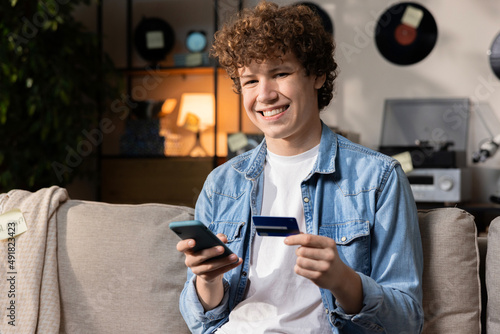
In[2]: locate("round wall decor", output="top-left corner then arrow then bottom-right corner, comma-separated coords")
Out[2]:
134,17 -> 175,63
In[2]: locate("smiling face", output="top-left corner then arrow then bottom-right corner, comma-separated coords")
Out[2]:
239,53 -> 326,156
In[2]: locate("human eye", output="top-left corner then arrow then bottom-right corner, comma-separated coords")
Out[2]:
241,78 -> 258,87
275,72 -> 290,78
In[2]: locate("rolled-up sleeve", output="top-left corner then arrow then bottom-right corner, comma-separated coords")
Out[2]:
179,274 -> 231,333
178,173 -> 232,333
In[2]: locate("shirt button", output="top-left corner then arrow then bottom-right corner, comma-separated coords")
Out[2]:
341,236 -> 347,242
242,271 -> 247,277
303,197 -> 310,203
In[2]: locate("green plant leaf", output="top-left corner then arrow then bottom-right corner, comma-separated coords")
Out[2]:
0,101 -> 8,124
28,104 -> 36,116
28,175 -> 35,187
0,0 -> 121,191
1,63 -> 9,76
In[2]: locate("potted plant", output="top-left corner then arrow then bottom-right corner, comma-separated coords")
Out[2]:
0,0 -> 119,192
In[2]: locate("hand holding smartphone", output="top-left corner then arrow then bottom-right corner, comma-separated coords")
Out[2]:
169,220 -> 234,260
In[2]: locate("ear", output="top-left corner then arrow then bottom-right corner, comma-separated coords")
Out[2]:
314,73 -> 326,90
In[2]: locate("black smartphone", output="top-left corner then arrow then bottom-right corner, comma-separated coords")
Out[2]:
169,220 -> 234,260
252,216 -> 300,237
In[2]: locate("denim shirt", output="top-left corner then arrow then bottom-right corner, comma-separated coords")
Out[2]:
179,123 -> 424,333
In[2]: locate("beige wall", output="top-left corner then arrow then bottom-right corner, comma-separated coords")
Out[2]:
247,0 -> 500,201
74,0 -> 500,202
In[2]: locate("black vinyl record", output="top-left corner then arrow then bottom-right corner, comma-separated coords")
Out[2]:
375,2 -> 438,65
489,32 -> 500,80
295,2 -> 334,35
134,17 -> 175,64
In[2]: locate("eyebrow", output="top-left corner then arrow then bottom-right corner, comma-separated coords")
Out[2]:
239,64 -> 296,78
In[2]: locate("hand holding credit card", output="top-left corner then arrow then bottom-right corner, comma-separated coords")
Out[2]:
253,216 -> 300,237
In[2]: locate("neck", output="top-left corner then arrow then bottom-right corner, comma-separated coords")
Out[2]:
266,121 -> 322,156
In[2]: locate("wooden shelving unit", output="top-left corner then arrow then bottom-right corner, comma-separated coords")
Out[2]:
98,0 -> 242,206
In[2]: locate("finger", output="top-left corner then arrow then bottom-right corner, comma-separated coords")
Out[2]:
295,256 -> 331,273
216,233 -> 229,243
294,263 -> 323,282
176,239 -> 196,252
296,245 -> 336,261
185,245 -> 231,267
192,256 -> 242,277
284,234 -> 335,249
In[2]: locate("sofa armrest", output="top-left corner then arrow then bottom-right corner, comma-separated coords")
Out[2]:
486,216 -> 500,333
418,208 -> 481,334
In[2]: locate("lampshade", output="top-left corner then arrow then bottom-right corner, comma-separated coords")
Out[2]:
159,98 -> 177,116
176,93 -> 215,132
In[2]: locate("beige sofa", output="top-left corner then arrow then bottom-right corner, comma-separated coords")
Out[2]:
0,187 -> 499,333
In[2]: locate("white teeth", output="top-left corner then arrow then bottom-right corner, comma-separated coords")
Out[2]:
262,107 -> 287,117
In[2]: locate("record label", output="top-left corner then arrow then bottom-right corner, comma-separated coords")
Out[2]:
375,2 -> 438,65
395,24 -> 417,46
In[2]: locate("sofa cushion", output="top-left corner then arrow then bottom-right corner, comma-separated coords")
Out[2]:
57,200 -> 194,334
487,216 -> 500,333
418,208 -> 481,334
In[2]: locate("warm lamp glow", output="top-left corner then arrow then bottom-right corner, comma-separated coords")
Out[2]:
176,93 -> 215,131
176,93 -> 215,157
159,98 -> 177,116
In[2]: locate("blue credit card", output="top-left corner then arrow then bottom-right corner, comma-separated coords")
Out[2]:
252,216 -> 300,237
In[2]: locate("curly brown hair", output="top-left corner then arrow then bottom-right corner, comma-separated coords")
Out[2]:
210,1 -> 338,111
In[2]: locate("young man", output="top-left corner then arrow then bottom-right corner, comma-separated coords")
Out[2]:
176,2 -> 424,333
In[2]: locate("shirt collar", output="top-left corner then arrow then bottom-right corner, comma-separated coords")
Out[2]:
314,122 -> 338,174
231,121 -> 338,178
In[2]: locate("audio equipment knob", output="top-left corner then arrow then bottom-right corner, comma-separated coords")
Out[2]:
439,176 -> 454,192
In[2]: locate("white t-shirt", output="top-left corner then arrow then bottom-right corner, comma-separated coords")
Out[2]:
217,145 -> 330,333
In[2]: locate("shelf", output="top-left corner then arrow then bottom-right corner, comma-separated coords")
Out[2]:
97,0 -> 243,203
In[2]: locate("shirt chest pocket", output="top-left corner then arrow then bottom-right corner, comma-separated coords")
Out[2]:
208,221 -> 245,244
319,219 -> 370,274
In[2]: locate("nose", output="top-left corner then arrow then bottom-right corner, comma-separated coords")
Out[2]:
256,79 -> 278,104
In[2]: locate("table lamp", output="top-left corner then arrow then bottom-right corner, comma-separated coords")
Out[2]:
176,93 -> 215,157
